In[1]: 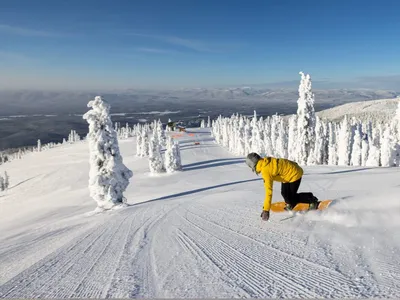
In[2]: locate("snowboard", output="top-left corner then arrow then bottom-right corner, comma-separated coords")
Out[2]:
270,200 -> 333,213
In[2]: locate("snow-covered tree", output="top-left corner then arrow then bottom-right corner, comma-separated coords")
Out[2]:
275,118 -> 288,158
37,139 -> 41,152
308,116 -> 327,165
155,120 -> 166,148
68,130 -> 81,143
244,119 -> 252,154
250,121 -> 264,154
350,123 -> 362,166
0,176 -> 4,191
200,119 -> 206,128
296,72 -> 316,165
287,115 -> 297,161
82,96 -> 133,210
380,124 -> 397,167
337,116 -> 352,165
327,122 -> 338,165
4,171 -> 9,189
136,131 -> 143,157
148,134 -> 165,174
366,127 -> 381,167
164,137 -> 182,173
207,116 -> 211,127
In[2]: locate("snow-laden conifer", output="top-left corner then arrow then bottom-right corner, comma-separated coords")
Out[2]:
83,96 -> 133,210
296,72 -> 316,165
148,134 -> 165,174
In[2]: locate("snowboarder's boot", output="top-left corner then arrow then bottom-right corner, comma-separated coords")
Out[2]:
284,203 -> 294,211
308,196 -> 319,210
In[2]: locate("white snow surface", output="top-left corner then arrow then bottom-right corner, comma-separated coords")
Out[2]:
1,128 -> 400,298
316,98 -> 400,122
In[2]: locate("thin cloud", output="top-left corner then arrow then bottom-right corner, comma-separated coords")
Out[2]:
128,32 -> 240,53
135,47 -> 178,54
0,24 -> 62,37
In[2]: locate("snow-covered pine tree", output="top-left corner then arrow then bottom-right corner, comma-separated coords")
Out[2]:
287,115 -> 298,161
0,176 -> 4,191
125,123 -> 131,139
366,127 -> 381,167
157,120 -> 166,148
164,137 -> 182,173
207,116 -> 211,127
82,96 -> 133,210
164,137 -> 175,173
173,140 -> 182,170
380,124 -> 397,167
350,123 -> 362,166
37,139 -> 41,152
296,71 -> 316,165
236,116 -> 246,156
263,117 -> 274,156
141,131 -> 150,157
200,119 -> 206,128
244,119 -> 252,154
396,100 -> 400,122
251,121 -> 263,154
337,116 -> 352,166
148,133 -> 165,174
275,118 -> 288,159
136,130 -> 143,157
308,116 -> 327,165
4,171 -> 9,189
270,115 -> 279,156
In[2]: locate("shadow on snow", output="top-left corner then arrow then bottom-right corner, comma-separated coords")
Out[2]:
129,177 -> 262,207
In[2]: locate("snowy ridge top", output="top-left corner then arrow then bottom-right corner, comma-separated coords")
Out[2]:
316,97 -> 400,122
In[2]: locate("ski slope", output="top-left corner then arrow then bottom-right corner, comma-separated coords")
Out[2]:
1,128 -> 400,298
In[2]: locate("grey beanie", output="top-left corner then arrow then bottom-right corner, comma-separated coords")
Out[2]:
246,152 -> 261,173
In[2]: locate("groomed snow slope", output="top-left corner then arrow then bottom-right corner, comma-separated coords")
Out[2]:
1,128 -> 400,298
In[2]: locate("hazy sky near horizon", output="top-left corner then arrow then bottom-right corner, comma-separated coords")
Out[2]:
1,0 -> 400,90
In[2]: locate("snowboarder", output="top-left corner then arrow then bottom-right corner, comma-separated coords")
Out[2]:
245,152 -> 319,221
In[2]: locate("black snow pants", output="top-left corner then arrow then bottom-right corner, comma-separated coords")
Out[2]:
281,178 -> 315,207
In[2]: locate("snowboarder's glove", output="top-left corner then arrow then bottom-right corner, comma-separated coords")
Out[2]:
260,210 -> 270,221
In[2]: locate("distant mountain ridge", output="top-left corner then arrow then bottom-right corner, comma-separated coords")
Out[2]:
0,88 -> 399,115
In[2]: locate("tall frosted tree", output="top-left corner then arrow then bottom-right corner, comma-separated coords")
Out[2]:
337,116 -> 352,166
366,127 -> 381,167
308,116 -> 327,165
164,137 -> 182,173
276,119 -> 288,158
141,129 -> 150,157
350,123 -> 362,166
148,134 -> 165,174
136,131 -> 143,157
380,124 -> 397,167
83,96 -> 133,210
4,171 -> 9,189
296,72 -> 316,165
328,122 -> 338,165
0,176 -> 4,192
287,115 -> 298,161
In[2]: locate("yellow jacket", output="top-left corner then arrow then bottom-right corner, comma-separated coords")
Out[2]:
255,157 -> 303,211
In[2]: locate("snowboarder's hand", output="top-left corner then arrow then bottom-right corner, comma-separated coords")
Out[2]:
260,210 -> 270,221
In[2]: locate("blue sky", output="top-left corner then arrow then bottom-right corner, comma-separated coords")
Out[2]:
1,0 -> 400,90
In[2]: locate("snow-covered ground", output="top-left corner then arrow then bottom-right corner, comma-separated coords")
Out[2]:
316,97 -> 400,122
1,128 -> 400,298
